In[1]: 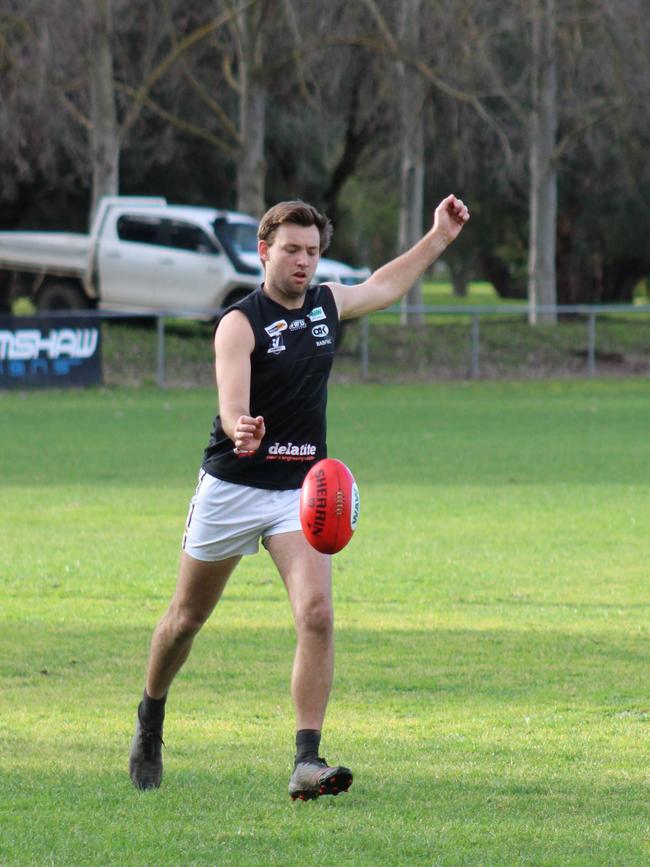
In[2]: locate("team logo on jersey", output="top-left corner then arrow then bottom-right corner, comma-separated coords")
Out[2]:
311,324 -> 329,338
266,441 -> 317,461
290,319 -> 307,331
267,335 -> 286,355
265,319 -> 288,337
307,307 -> 326,322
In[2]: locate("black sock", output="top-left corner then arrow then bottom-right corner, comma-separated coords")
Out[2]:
139,689 -> 167,731
295,729 -> 321,765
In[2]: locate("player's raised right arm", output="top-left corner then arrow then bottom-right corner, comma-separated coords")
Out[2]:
330,194 -> 470,320
214,310 -> 265,452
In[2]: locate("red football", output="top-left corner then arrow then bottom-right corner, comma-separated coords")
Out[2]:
300,458 -> 360,554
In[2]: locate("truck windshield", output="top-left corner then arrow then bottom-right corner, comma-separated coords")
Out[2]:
215,221 -> 258,253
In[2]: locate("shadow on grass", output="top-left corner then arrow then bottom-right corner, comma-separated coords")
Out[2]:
2,621 -> 648,712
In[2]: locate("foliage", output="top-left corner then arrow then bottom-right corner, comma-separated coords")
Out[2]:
0,1 -> 649,298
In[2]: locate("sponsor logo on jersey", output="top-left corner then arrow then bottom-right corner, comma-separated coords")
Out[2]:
316,338 -> 332,347
311,324 -> 329,338
307,307 -> 326,322
266,441 -> 317,461
264,319 -> 288,337
289,319 -> 307,331
264,319 -> 287,337
267,335 -> 286,355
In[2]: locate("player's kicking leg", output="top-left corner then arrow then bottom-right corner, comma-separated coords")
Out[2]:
129,551 -> 239,790
265,531 -> 353,800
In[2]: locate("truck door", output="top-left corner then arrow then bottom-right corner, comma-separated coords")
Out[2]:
152,219 -> 228,313
97,214 -> 167,311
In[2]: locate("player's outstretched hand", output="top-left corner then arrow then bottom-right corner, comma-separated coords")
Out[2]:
234,415 -> 265,455
433,195 -> 470,245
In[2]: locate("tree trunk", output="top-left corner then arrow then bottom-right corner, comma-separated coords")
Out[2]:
238,77 -> 266,217
528,0 -> 558,325
235,1 -> 266,217
88,0 -> 119,221
397,0 -> 425,326
322,73 -> 377,229
450,259 -> 470,298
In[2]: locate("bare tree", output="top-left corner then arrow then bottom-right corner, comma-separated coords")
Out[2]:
2,0 -> 648,305
0,2 -> 86,224
396,0 -> 426,325
227,0 -> 267,216
528,0 -> 558,324
87,0 -> 119,217
261,0 -> 397,250
7,1 -> 267,221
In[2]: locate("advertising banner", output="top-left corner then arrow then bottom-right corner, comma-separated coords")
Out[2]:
0,315 -> 103,389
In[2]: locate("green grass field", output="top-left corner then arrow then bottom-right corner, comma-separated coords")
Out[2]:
1,380 -> 650,865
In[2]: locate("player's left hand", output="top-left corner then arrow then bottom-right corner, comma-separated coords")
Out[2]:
433,194 -> 470,245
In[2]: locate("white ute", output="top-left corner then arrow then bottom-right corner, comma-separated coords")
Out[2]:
0,197 -> 369,315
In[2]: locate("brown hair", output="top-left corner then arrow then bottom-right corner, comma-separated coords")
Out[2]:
257,200 -> 332,254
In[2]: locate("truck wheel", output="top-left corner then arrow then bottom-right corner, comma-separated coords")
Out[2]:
222,288 -> 253,309
37,281 -> 90,312
0,271 -> 15,313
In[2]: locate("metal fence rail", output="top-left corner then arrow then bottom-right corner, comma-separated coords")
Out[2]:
357,304 -> 650,381
11,304 -> 650,386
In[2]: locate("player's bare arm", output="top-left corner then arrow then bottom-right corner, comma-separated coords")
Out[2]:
330,194 -> 470,320
214,310 -> 266,452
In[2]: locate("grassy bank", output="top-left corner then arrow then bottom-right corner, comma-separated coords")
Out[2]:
96,282 -> 649,387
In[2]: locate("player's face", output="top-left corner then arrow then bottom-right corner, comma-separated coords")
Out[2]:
260,224 -> 321,306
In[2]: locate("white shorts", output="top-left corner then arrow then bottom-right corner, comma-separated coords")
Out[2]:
182,470 -> 302,561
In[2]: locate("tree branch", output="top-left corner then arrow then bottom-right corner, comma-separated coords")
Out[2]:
120,0 -> 260,140
180,62 -> 242,144
57,92 -> 93,132
554,94 -> 650,163
263,32 -> 518,161
114,82 -> 239,158
163,4 -> 241,146
358,0 -> 400,53
280,0 -> 316,106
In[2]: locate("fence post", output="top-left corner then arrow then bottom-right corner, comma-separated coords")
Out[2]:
470,314 -> 480,378
156,315 -> 166,388
360,315 -> 369,380
587,312 -> 596,377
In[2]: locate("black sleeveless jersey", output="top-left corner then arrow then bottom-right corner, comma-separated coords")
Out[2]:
201,284 -> 340,490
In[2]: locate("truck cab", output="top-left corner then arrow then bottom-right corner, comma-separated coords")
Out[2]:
91,203 -> 263,313
0,197 -> 370,315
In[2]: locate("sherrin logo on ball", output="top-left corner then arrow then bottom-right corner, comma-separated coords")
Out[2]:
300,458 -> 360,554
